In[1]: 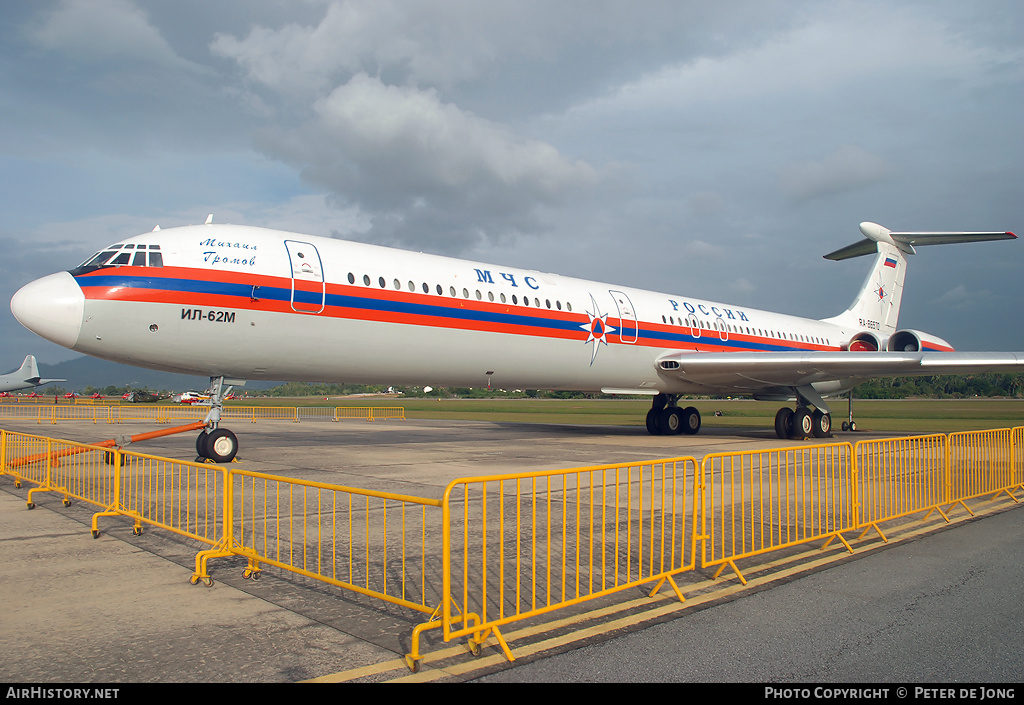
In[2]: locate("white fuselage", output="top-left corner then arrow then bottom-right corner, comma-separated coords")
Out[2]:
12,224 -> 884,394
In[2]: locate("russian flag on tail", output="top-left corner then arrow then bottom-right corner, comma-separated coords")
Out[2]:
884,256 -> 898,268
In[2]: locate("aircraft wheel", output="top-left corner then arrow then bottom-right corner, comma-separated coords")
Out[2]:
849,421 -> 857,432
646,408 -> 662,435
205,428 -> 238,463
681,406 -> 701,435
775,408 -> 793,440
841,421 -> 850,432
812,410 -> 831,438
195,430 -> 209,459
658,407 -> 683,435
791,407 -> 813,440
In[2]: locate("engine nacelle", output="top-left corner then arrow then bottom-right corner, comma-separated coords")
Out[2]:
846,331 -> 882,352
886,329 -> 954,352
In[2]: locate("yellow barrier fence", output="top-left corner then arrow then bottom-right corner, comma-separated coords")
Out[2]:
854,434 -> 949,539
333,406 -> 406,421
407,457 -> 698,670
0,404 -> 404,424
3,426 -> 1024,671
222,470 -> 443,613
699,443 -> 855,585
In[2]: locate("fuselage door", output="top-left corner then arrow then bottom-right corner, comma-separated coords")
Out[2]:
285,240 -> 325,314
609,290 -> 638,344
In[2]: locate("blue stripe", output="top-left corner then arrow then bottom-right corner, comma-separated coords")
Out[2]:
77,272 -> 808,352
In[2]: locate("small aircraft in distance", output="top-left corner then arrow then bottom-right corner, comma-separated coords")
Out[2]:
122,390 -> 168,403
174,391 -> 211,404
9,218 -> 1023,462
0,355 -> 66,393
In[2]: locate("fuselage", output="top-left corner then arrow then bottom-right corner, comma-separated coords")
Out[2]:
10,223 -> 936,394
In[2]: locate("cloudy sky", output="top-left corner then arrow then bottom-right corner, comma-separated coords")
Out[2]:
2,0 -> 1022,367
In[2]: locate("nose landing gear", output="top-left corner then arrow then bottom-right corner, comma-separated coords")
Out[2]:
195,376 -> 241,463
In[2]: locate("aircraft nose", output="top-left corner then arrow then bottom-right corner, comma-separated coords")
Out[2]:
10,272 -> 85,350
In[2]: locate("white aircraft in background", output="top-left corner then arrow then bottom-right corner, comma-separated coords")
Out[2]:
9,218 -> 1021,462
0,355 -> 65,393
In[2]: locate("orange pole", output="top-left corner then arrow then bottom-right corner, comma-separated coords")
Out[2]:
8,421 -> 209,468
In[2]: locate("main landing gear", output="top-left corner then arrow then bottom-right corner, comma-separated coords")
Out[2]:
195,376 -> 239,463
645,394 -> 701,436
774,406 -> 831,440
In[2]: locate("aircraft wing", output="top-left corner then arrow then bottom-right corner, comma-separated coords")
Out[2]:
655,351 -> 1024,392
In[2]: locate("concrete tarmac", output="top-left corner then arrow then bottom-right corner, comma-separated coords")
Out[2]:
0,416 -> 1020,685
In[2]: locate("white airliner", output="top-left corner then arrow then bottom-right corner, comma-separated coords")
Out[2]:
0,355 -> 65,393
9,218 -> 1021,462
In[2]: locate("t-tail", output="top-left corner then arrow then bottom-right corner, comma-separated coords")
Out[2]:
820,222 -> 1016,350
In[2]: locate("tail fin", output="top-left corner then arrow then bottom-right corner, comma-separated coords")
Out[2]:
17,355 -> 39,382
821,222 -> 1016,335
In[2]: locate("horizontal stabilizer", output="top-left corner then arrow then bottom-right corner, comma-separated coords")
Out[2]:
824,222 -> 1016,261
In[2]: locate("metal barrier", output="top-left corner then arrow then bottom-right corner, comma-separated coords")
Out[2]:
854,434 -> 948,538
224,470 -> 443,613
333,407 -> 406,421
0,404 -> 404,424
699,443 -> 855,585
3,425 -> 1023,672
406,457 -> 698,670
948,428 -> 1017,506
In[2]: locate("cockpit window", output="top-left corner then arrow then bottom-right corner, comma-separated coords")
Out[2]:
69,242 -> 165,275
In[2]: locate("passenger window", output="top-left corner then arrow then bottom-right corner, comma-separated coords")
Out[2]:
347,272 -> 355,284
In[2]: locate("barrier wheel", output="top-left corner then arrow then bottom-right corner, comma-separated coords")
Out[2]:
132,526 -> 143,536
91,530 -> 100,539
189,575 -> 200,585
404,656 -> 420,673
201,576 -> 214,588
469,640 -> 482,657
62,499 -> 71,507
26,502 -> 35,510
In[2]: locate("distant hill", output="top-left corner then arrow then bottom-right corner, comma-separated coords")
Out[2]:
35,355 -> 282,393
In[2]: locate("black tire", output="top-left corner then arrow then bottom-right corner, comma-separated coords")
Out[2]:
775,408 -> 793,439
681,406 -> 701,435
812,410 -> 831,438
195,430 -> 209,459
841,421 -> 850,432
204,428 -> 238,463
658,407 -> 683,435
849,421 -> 857,432
791,407 -> 813,440
646,408 -> 662,435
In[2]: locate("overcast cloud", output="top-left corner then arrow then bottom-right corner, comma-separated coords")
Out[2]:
1,0 -> 1021,367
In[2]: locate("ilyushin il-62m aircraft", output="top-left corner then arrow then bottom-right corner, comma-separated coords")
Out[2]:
10,218 -> 1021,462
